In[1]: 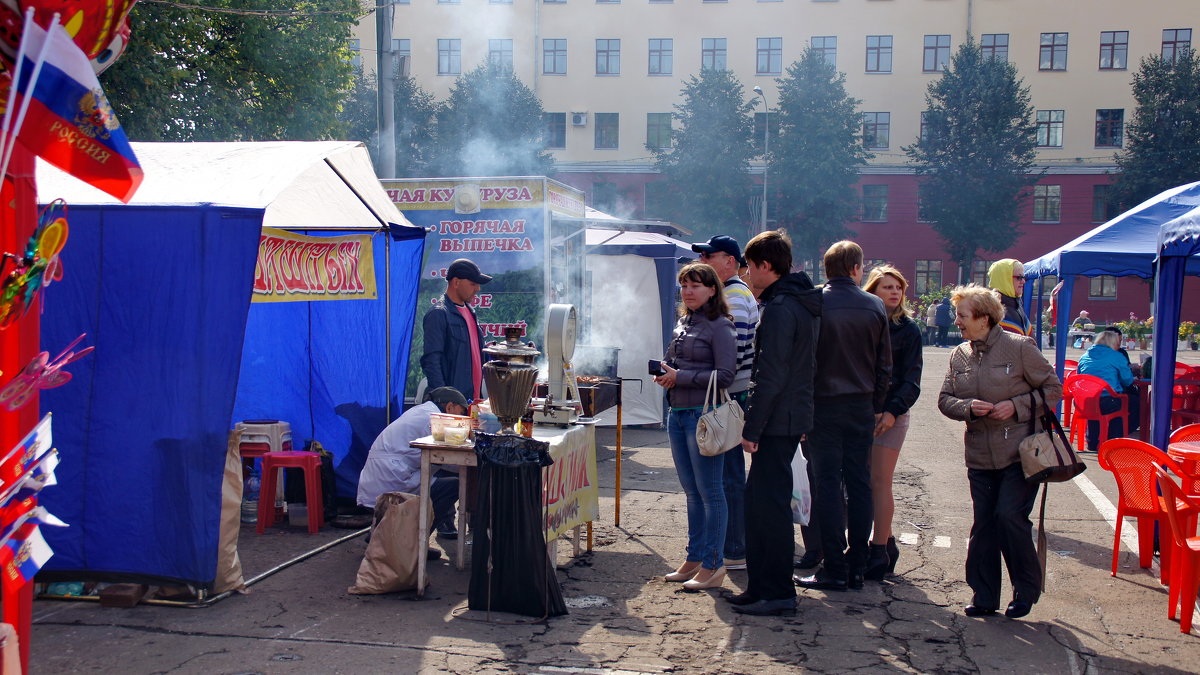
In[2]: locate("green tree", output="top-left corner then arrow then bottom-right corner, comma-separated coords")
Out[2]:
429,64 -> 554,177
102,0 -> 365,142
1113,48 -> 1200,208
904,40 -> 1039,282
771,47 -> 870,262
339,69 -> 438,178
651,68 -> 756,241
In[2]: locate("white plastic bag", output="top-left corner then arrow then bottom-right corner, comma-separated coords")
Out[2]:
790,443 -> 811,526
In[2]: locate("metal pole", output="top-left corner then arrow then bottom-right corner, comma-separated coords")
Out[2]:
377,3 -> 397,178
753,86 -> 768,234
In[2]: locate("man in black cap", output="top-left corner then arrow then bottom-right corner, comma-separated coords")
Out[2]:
692,234 -> 759,572
421,258 -> 492,402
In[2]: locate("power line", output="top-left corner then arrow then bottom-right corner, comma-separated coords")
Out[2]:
140,0 -> 391,17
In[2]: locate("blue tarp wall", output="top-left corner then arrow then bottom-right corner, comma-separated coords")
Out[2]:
39,206 -> 424,587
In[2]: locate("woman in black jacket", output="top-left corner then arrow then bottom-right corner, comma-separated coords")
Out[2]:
862,266 -> 923,579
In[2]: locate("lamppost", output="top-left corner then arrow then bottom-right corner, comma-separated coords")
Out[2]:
752,86 -> 768,234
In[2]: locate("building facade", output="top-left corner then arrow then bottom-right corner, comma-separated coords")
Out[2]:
354,0 -> 1200,322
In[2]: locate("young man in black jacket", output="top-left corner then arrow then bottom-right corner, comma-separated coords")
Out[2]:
420,258 -> 492,401
728,230 -> 822,617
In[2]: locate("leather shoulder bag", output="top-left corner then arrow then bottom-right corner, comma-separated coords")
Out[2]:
695,370 -> 744,457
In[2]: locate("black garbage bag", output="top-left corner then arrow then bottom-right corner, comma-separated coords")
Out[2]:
468,432 -> 567,618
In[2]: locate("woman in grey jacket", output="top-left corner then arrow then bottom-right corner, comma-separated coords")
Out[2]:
655,263 -> 736,591
939,285 -> 1061,620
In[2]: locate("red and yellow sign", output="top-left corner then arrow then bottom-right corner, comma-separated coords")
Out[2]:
251,228 -> 377,303
542,424 -> 599,541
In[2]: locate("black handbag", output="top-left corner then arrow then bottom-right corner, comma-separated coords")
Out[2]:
1018,389 -> 1086,484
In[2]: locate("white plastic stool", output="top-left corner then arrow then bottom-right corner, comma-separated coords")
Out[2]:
235,420 -> 293,455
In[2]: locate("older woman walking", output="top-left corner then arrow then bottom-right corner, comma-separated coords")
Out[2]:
655,263 -> 736,591
938,285 -> 1061,619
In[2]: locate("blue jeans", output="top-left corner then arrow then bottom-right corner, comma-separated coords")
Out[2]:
668,408 -> 727,570
722,391 -> 749,561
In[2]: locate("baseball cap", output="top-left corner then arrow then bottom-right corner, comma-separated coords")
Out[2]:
425,386 -> 469,409
447,258 -> 492,284
691,235 -> 745,266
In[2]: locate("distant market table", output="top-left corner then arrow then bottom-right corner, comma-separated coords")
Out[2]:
410,423 -> 598,597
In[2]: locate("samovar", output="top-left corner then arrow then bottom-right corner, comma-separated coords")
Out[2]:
482,327 -> 540,435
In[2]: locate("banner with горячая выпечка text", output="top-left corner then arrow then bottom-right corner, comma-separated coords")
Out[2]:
251,228 -> 378,303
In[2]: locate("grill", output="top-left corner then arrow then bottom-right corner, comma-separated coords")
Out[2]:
576,376 -> 621,417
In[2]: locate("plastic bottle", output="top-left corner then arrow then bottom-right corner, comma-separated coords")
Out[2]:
241,472 -> 260,524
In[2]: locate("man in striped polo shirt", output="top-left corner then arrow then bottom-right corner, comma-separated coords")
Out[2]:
692,234 -> 759,571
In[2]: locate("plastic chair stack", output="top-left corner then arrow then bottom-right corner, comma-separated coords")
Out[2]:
1098,438 -> 1195,585
1065,373 -> 1128,449
1154,467 -> 1200,634
1171,363 -> 1200,428
235,420 -> 293,458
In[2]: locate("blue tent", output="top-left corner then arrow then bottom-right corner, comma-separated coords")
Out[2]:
1153,203 -> 1200,449
1023,180 -> 1200,379
35,142 -> 425,587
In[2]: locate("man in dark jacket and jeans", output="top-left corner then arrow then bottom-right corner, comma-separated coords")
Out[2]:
421,258 -> 492,401
729,229 -> 822,617
796,240 -> 891,592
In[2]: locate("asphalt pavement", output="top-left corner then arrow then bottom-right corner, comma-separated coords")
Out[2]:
28,345 -> 1200,673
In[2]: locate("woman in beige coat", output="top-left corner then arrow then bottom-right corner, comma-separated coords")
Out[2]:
938,285 -> 1062,620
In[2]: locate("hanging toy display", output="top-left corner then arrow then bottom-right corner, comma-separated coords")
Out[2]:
0,332 -> 91,411
0,197 -> 67,329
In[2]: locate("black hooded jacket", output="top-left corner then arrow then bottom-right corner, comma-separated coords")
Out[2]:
743,272 -> 823,441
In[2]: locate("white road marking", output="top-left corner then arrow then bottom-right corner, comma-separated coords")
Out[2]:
933,535 -> 952,548
899,532 -> 920,546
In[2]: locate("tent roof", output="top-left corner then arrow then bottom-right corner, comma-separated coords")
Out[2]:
585,228 -> 697,257
36,141 -> 415,232
1160,204 -> 1200,258
1026,180 -> 1200,278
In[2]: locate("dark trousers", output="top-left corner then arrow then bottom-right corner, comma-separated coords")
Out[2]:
808,396 -> 875,578
965,463 -> 1041,609
723,391 -> 749,561
744,434 -> 800,601
937,326 -> 950,347
1085,395 -> 1130,452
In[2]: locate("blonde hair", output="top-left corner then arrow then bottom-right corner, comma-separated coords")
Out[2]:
950,284 -> 1004,328
1094,329 -> 1121,350
863,265 -> 913,324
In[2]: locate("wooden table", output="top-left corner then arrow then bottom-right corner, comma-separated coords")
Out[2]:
409,435 -> 476,597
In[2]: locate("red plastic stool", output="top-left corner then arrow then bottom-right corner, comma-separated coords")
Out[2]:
257,451 -> 324,534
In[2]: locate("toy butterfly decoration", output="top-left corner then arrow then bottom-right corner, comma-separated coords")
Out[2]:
0,198 -> 68,330
0,333 -> 92,411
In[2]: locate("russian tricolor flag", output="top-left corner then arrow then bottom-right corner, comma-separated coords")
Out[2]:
8,17 -> 142,202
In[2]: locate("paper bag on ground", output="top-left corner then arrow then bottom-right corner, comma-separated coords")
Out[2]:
348,491 -> 429,594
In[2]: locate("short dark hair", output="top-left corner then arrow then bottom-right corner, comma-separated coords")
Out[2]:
823,240 -> 863,279
744,229 -> 792,277
425,386 -> 468,410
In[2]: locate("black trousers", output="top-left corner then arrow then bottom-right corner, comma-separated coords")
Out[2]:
965,463 -> 1042,609
808,396 -> 875,578
744,434 -> 800,601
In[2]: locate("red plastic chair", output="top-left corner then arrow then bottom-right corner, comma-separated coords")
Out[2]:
1169,424 -> 1200,444
1172,363 -> 1200,427
1059,360 -> 1079,427
1065,373 -> 1128,449
1099,439 -> 1194,583
256,451 -> 325,534
1155,467 -> 1200,634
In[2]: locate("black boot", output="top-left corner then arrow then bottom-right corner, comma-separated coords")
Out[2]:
864,544 -> 890,581
886,536 -> 900,574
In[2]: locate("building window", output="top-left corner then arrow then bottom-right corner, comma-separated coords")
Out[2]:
1035,274 -> 1059,300
915,260 -> 942,295
862,184 -> 889,222
917,184 -> 933,222
1089,275 -> 1117,299
544,113 -> 566,149
646,112 -> 672,149
866,35 -> 893,73
757,37 -> 782,75
970,261 -> 997,286
811,36 -> 836,67
1095,109 -> 1124,148
489,39 -> 514,72
393,39 -> 411,77
347,38 -> 361,68
649,38 -> 673,75
753,113 -> 768,152
1163,29 -> 1192,64
596,39 -> 621,75
595,112 -> 619,148
981,33 -> 1009,62
438,38 -> 461,75
592,181 -> 618,212
1099,31 -> 1128,70
701,38 -> 727,71
1039,32 -> 1068,71
544,39 -> 567,75
919,110 -> 934,143
1033,184 -> 1062,222
645,181 -> 669,219
1092,184 -> 1119,223
862,112 -> 890,149
801,259 -> 827,285
1036,110 -> 1064,148
923,34 -> 950,72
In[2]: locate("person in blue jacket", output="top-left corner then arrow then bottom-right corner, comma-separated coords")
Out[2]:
1076,329 -> 1136,451
421,259 -> 492,401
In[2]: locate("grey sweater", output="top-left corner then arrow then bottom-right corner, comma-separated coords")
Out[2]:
665,311 -> 736,409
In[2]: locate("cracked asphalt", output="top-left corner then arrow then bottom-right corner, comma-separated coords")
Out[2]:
29,347 -> 1200,673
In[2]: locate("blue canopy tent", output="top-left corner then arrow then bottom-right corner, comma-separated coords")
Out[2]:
34,142 -> 425,588
1153,204 -> 1200,449
1023,180 -> 1200,380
